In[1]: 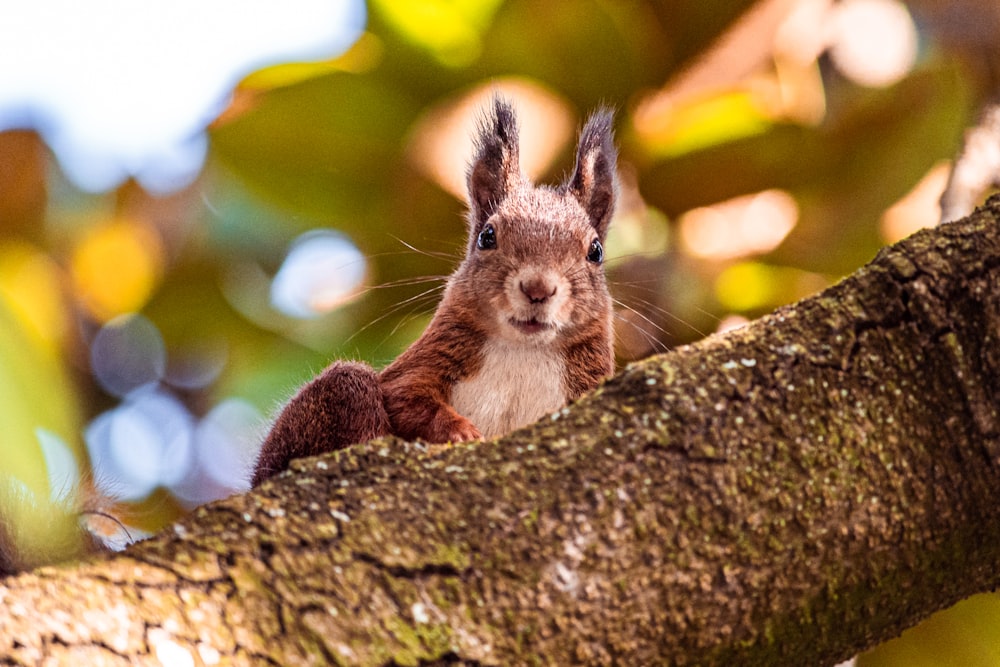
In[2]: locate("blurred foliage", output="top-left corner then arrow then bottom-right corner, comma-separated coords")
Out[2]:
859,593 -> 1000,667
0,0 -> 998,661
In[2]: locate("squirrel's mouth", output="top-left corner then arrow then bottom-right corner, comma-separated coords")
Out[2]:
509,317 -> 552,335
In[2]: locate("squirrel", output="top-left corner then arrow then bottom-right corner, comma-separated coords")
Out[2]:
251,96 -> 619,486
0,98 -> 616,575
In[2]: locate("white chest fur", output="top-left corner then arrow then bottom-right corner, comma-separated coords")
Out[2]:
450,339 -> 566,439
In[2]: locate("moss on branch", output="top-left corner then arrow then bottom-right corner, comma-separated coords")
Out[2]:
2,198 -> 1000,666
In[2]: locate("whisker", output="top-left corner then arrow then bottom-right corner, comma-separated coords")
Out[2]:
81,510 -> 134,544
387,235 -> 464,263
614,293 -> 711,339
607,277 -> 671,288
606,250 -> 673,263
688,302 -> 726,325
612,298 -> 674,352
383,294 -> 441,341
614,318 -> 667,355
562,264 -> 592,283
344,284 -> 445,345
336,233 -> 455,350
363,275 -> 450,291
366,289 -> 446,355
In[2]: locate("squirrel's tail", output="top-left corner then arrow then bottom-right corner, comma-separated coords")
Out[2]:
251,361 -> 390,486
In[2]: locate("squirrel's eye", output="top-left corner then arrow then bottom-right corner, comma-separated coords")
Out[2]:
477,224 -> 497,250
587,238 -> 603,264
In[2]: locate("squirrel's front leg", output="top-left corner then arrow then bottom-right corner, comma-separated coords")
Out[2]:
380,376 -> 481,443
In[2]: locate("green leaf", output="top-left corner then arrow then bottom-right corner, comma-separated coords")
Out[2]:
210,73 -> 420,225
370,0 -> 504,68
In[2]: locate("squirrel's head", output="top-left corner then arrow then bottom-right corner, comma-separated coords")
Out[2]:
453,96 -> 618,345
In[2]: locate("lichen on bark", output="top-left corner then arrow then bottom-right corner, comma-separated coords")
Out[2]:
1,198 -> 1000,666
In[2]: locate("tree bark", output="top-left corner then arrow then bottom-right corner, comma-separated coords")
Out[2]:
2,198 -> 1000,666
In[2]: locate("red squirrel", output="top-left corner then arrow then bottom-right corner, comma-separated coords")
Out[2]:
251,97 -> 618,486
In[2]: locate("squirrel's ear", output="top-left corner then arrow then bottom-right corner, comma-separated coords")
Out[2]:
566,109 -> 617,239
467,96 -> 521,226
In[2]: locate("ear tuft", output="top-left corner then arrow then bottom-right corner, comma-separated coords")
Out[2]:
467,96 -> 522,227
565,108 -> 618,239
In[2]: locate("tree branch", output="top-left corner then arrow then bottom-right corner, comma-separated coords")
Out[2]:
3,198 -> 1000,666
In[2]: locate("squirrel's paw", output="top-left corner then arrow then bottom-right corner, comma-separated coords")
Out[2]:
426,409 -> 482,443
446,417 -> 482,443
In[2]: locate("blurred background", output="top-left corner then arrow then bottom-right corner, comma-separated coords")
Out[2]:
0,0 -> 997,662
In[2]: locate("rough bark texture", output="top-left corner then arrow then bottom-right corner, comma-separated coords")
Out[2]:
2,198 -> 1000,666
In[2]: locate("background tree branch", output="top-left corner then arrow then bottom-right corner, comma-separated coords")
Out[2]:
2,197 -> 1000,666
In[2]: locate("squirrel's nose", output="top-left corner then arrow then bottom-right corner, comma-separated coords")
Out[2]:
519,279 -> 556,304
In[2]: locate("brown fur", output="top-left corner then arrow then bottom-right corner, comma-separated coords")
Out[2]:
251,362 -> 390,486
252,97 -> 618,485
